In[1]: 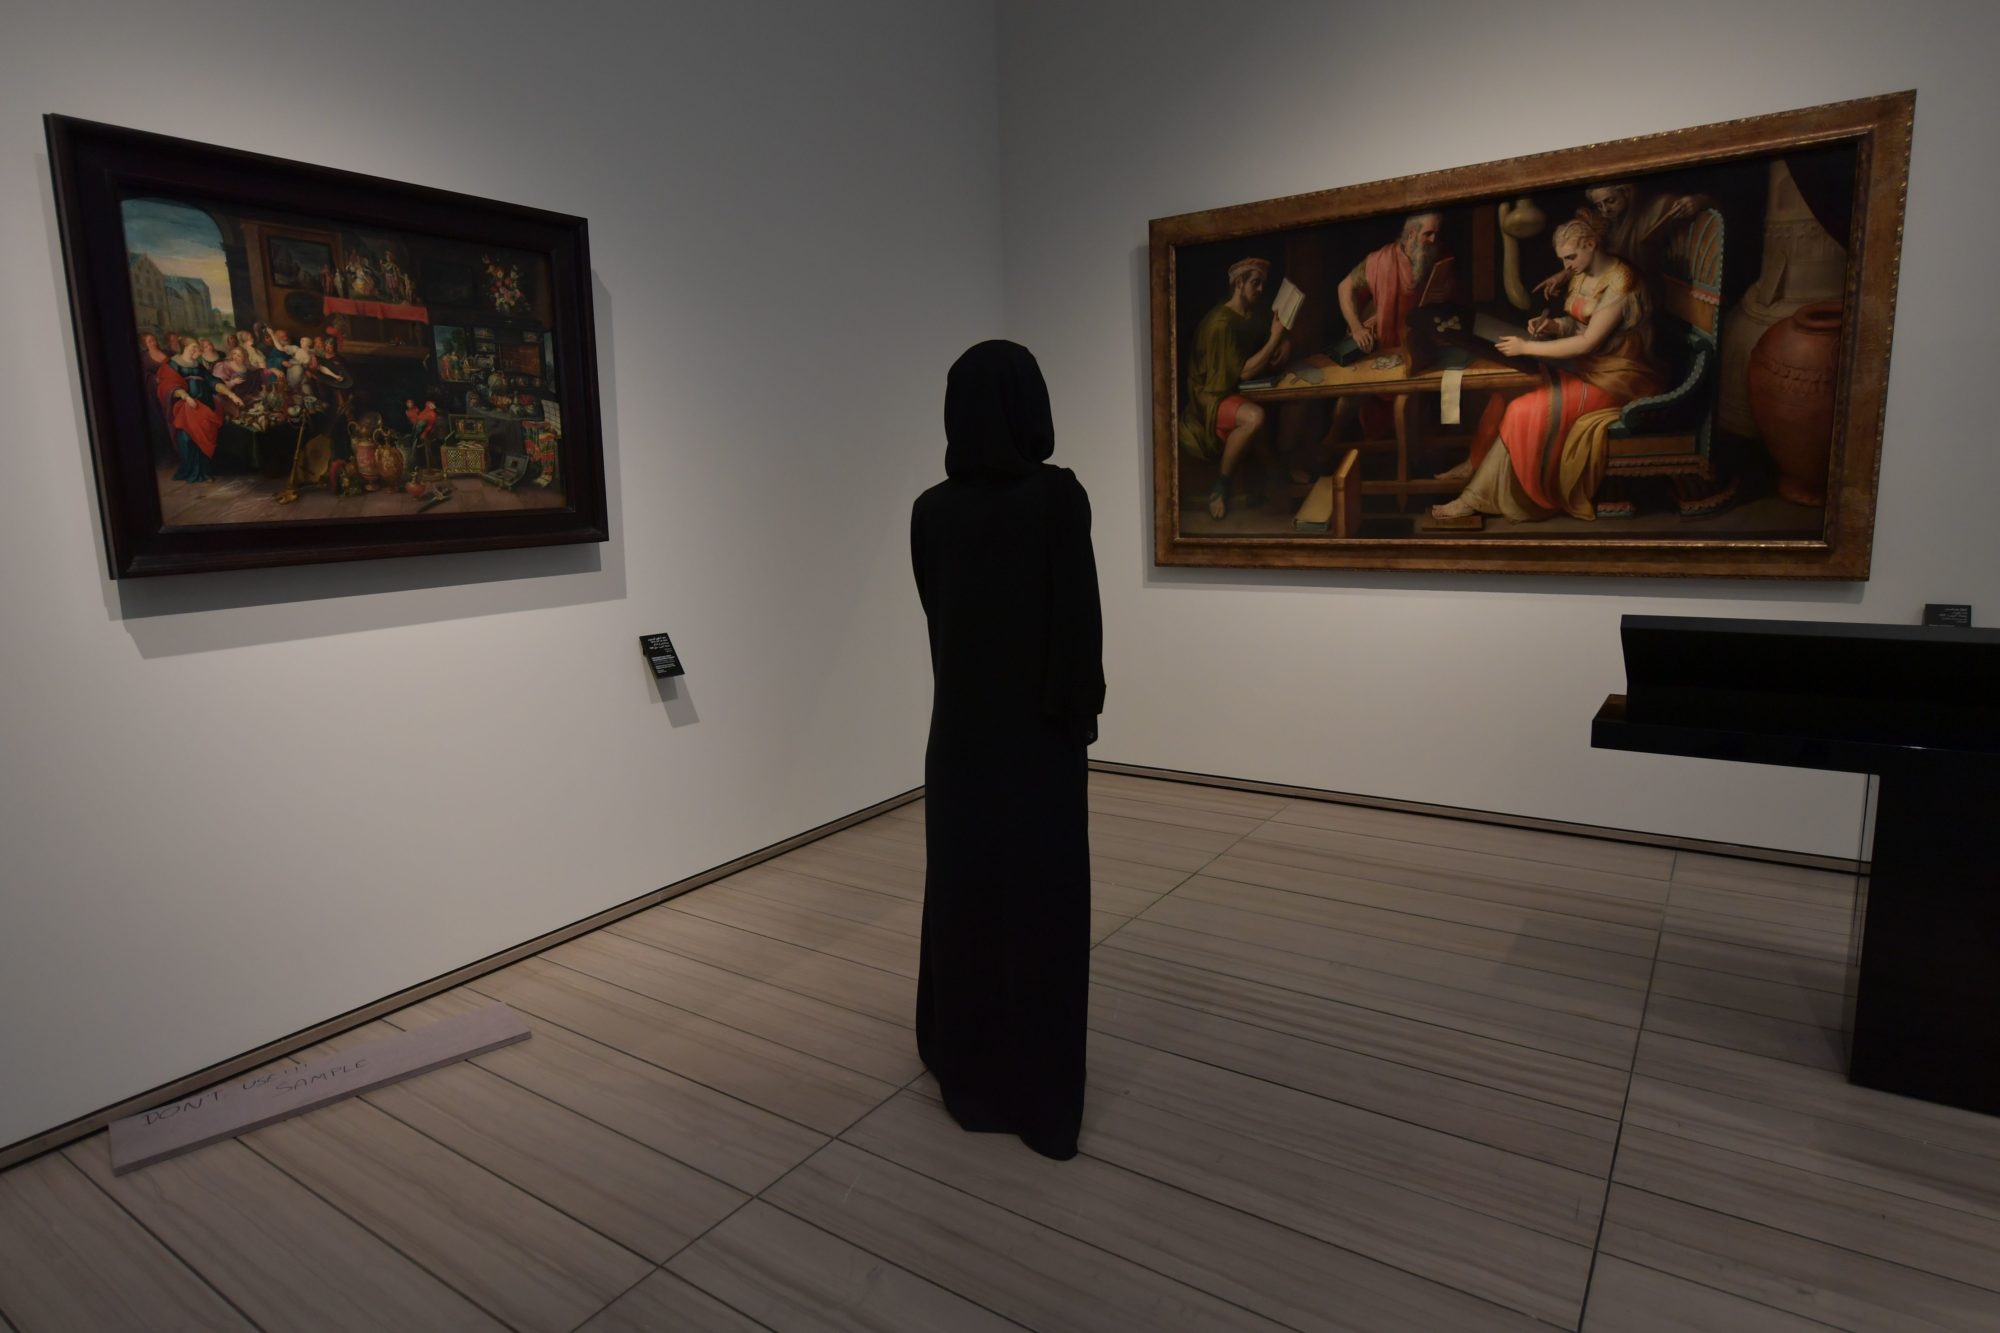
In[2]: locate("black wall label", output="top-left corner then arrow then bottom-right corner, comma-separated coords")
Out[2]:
640,632 -> 685,678
1924,604 -> 1973,628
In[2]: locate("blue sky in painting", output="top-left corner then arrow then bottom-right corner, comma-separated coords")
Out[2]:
121,197 -> 233,310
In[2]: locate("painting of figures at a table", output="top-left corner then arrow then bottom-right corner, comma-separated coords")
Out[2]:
1169,145 -> 1857,542
122,195 -> 568,525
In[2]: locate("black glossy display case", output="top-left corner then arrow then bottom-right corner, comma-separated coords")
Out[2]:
1594,615 -> 2000,1115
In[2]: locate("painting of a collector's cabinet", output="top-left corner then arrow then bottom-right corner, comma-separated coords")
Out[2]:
1150,92 -> 1912,579
49,114 -> 608,577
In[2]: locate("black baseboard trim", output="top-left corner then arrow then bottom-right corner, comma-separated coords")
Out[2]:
1090,759 -> 1870,876
0,786 -> 925,1175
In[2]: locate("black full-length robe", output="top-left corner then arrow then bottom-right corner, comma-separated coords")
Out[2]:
909,341 -> 1105,1161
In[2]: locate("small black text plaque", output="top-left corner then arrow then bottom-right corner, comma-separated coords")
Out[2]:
1924,604 -> 1973,628
640,632 -> 686,678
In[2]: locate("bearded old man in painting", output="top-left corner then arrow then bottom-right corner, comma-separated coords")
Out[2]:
1337,211 -> 1453,356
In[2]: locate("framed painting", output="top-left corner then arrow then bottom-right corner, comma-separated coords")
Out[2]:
1149,92 -> 1913,578
48,114 -> 609,578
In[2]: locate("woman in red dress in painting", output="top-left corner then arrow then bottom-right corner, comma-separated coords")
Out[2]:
153,345 -> 222,482
1432,210 -> 1663,522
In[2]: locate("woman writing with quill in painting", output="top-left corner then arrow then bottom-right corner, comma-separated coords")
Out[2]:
1431,209 -> 1663,522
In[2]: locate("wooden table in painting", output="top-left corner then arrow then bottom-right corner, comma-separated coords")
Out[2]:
1239,351 -> 1537,517
1593,615 -> 2000,1119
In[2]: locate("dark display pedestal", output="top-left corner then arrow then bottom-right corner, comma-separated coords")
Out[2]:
1593,616 -> 2000,1117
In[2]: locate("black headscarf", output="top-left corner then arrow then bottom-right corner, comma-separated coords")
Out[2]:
943,340 -> 1054,480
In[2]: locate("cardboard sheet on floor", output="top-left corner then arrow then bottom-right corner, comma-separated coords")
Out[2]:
108,1004 -> 531,1174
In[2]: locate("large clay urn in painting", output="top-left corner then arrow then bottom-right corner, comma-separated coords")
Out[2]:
1718,160 -> 1847,438
1747,300 -> 1843,506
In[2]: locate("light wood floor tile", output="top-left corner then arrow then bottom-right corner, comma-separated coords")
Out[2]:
1089,979 -> 1618,1176
813,823 -> 927,869
1075,1048 -> 1593,1327
1087,771 -> 1292,819
548,931 -> 922,1085
0,1150 -> 251,1333
609,906 -> 916,1026
1642,993 -> 1846,1072
1087,790 -> 1266,836
770,832 -> 1166,918
1091,1033 -> 1605,1245
1623,1073 -> 2000,1224
578,1268 -> 771,1333
1251,818 -> 1672,907
1631,1031 -> 2000,1164
1087,809 -> 1247,857
1087,851 -> 1194,894
702,866 -> 924,936
1229,830 -> 1665,929
1581,1254 -> 1838,1331
763,1143 -> 1289,1331
1654,931 -> 1848,993
1649,960 -> 1847,1027
1088,878 -> 1166,917
1203,849 -> 1660,957
1106,920 -> 1638,1069
472,956 -> 897,1134
666,887 -> 922,979
1598,1183 -> 2000,1331
1614,1126 -> 2000,1292
1270,798 -> 1678,881
395,986 -> 826,1194
1672,851 -> 1863,902
1666,854 -> 1860,942
1087,911 -> 1127,945
1660,903 -> 1853,963
1664,885 -> 1856,940
243,1095 -> 651,1332
1083,824 -> 1221,872
671,1197 -> 1019,1332
66,1134 -> 504,1332
1140,893 -> 1649,1029
358,1043 -> 748,1263
843,1089 -> 1554,1333
1176,872 -> 1657,990
1091,943 -> 1631,1118
772,839 -> 927,901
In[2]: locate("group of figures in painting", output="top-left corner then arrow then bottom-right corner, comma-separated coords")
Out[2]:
1177,150 -> 1856,538
126,195 -> 564,525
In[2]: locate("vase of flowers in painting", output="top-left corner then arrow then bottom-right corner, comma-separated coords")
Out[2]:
1747,300 -> 1843,507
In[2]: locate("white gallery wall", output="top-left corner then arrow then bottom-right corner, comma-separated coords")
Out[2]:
0,0 -> 1002,1151
997,0 -> 2000,858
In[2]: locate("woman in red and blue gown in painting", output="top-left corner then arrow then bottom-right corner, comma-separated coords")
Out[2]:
1432,209 -> 1664,523
154,342 -> 223,482
910,340 -> 1105,1161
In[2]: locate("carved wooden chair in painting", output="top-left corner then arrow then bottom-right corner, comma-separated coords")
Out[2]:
1597,208 -> 1736,518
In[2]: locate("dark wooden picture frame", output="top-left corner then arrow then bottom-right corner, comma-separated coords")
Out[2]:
1149,92 -> 1913,578
49,114 -> 609,578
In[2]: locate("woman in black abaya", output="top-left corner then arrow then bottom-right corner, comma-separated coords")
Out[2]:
910,340 -> 1104,1161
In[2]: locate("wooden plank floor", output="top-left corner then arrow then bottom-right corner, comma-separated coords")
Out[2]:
5,774 -> 1995,1331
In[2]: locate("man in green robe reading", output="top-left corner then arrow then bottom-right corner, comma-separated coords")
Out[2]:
1178,256 -> 1289,519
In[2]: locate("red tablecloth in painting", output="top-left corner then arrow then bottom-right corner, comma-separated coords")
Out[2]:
323,297 -> 430,322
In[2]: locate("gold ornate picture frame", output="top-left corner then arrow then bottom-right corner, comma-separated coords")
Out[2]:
1149,92 -> 1913,578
